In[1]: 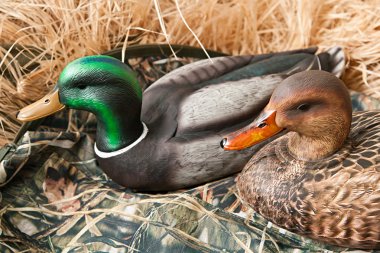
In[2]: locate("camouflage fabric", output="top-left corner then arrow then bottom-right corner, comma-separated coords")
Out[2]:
1,55 -> 379,253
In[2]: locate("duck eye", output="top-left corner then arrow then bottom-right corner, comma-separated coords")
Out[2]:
77,83 -> 87,90
257,122 -> 267,128
297,103 -> 310,111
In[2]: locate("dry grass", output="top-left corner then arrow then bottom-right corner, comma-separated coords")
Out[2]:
0,0 -> 380,144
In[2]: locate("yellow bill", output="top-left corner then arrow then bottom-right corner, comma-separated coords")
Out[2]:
17,88 -> 65,122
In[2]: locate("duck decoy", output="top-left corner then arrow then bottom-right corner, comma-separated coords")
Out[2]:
221,70 -> 380,249
17,47 -> 344,191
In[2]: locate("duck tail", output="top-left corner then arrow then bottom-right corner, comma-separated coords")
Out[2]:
317,46 -> 346,78
283,46 -> 345,78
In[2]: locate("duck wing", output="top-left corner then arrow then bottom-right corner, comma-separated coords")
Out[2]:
176,73 -> 284,134
141,55 -> 258,139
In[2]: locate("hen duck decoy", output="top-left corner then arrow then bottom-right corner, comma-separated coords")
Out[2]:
17,47 -> 344,191
222,70 -> 380,249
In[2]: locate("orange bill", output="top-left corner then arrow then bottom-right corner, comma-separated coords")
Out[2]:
221,110 -> 283,150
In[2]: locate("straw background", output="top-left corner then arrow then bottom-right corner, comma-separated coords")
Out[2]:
0,0 -> 380,145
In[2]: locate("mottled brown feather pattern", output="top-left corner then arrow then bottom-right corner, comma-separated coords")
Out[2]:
237,111 -> 380,249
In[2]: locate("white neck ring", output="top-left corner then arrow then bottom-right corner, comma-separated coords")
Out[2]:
94,122 -> 148,159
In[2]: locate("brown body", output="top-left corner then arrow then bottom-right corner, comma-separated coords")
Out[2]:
223,71 -> 380,249
237,111 -> 380,248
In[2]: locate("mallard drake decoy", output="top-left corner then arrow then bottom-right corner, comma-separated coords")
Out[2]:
221,70 -> 380,249
17,47 -> 344,191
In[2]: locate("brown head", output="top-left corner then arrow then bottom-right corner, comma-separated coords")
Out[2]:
221,70 -> 352,161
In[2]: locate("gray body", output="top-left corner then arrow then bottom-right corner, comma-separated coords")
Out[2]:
97,48 -> 345,191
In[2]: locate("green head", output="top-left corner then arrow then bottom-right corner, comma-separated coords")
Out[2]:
58,55 -> 142,111
18,55 -> 144,152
